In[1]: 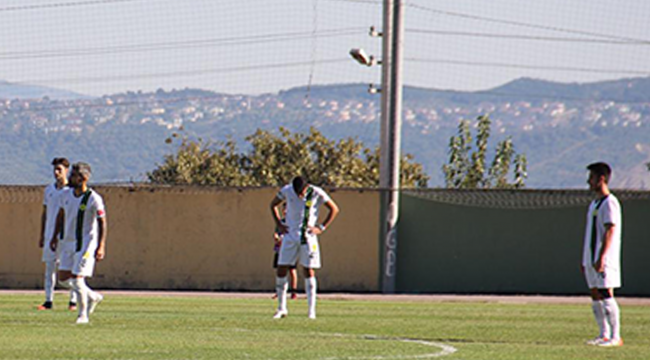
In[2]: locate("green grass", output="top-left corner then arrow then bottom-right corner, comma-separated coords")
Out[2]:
1,293 -> 649,360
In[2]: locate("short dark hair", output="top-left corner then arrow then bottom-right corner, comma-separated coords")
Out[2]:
72,162 -> 92,179
51,157 -> 70,168
587,162 -> 612,183
292,176 -> 308,194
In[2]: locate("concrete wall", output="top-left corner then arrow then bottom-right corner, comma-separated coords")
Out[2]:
0,186 -> 380,292
396,192 -> 650,296
4,186 -> 649,295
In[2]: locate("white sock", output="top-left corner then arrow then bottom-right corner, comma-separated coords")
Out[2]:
70,289 -> 78,304
71,278 -> 99,318
305,277 -> 317,317
70,278 -> 88,318
275,277 -> 288,312
591,300 -> 609,339
603,298 -> 621,340
44,261 -> 57,302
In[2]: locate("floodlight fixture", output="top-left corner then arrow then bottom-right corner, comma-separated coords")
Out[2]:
349,48 -> 377,67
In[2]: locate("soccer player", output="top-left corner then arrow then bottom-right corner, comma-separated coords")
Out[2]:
582,162 -> 623,347
37,157 -> 77,311
270,176 -> 339,319
50,162 -> 107,324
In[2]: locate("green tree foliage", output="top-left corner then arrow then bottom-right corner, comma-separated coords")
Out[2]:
443,115 -> 528,189
147,139 -> 253,186
148,127 -> 429,188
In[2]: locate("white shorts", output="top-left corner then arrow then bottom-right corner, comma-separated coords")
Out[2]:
58,241 -> 96,277
584,264 -> 621,289
277,233 -> 321,269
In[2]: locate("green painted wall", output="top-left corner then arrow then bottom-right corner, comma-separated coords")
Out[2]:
396,192 -> 650,296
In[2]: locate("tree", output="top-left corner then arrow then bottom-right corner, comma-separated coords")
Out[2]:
148,138 -> 253,186
443,115 -> 527,189
148,127 -> 430,188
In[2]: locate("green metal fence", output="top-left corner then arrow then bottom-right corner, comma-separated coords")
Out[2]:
396,190 -> 650,296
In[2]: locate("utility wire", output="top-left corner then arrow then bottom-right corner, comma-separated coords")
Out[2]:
321,0 -> 379,5
405,58 -> 650,76
406,29 -> 650,45
0,0 -> 144,12
7,58 -> 351,85
0,28 -> 364,60
296,0 -> 322,135
407,3 -> 650,44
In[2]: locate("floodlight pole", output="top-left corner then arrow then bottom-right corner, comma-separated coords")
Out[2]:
380,0 -> 404,294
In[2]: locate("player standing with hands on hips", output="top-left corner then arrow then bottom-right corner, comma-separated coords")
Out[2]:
50,162 -> 107,324
582,162 -> 623,347
270,176 -> 339,319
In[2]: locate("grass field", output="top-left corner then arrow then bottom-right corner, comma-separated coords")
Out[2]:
1,292 -> 649,360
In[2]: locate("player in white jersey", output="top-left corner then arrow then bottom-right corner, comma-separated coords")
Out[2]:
37,157 -> 77,311
581,162 -> 623,347
270,176 -> 339,319
50,162 -> 107,324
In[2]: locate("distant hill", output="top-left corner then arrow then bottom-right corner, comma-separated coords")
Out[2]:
0,80 -> 88,100
490,77 -> 650,102
1,77 -> 649,188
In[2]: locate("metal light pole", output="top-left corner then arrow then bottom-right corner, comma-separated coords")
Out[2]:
380,0 -> 404,294
349,0 -> 404,293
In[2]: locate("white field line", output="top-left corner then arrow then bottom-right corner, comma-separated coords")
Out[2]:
318,334 -> 458,360
223,328 -> 458,360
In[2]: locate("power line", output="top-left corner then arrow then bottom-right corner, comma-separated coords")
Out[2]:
296,0 -> 322,136
321,0 -> 380,5
0,0 -> 379,13
405,58 -> 650,76
406,29 -> 650,46
0,0 -> 144,12
0,28 -> 365,61
7,58 -> 351,85
407,3 -> 650,44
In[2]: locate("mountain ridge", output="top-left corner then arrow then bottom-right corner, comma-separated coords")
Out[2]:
0,77 -> 649,188
0,80 -> 89,100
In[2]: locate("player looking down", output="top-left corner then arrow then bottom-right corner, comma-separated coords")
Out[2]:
270,176 -> 339,319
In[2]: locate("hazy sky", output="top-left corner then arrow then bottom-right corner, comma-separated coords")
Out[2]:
0,0 -> 648,96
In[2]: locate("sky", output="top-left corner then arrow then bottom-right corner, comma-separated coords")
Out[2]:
0,0 -> 648,96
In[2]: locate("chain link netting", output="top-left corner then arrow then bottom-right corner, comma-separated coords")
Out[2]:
404,189 -> 650,209
5,185 -> 650,209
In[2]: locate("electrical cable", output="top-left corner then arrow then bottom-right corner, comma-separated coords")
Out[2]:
407,3 -> 650,44
0,28 -> 364,61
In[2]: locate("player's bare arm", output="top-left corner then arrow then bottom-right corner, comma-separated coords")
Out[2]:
594,223 -> 615,273
308,199 -> 340,235
39,205 -> 47,248
270,196 -> 288,234
49,208 -> 65,251
95,216 -> 107,261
